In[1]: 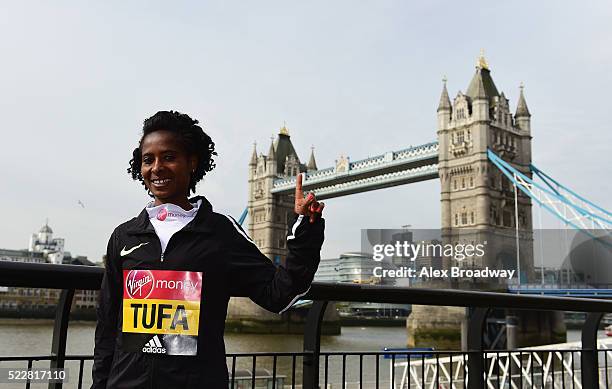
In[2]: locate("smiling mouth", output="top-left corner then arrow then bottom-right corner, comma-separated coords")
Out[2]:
151,179 -> 171,187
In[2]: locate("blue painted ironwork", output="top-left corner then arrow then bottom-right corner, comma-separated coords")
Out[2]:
238,207 -> 248,226
487,149 -> 612,239
531,163 -> 612,219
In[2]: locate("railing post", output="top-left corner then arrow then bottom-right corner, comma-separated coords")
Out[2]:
49,289 -> 74,389
467,307 -> 489,389
303,300 -> 328,389
581,312 -> 604,389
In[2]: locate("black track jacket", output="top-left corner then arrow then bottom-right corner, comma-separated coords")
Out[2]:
92,196 -> 324,388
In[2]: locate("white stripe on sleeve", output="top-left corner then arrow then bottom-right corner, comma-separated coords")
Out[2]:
286,215 -> 304,241
224,214 -> 255,244
278,286 -> 311,314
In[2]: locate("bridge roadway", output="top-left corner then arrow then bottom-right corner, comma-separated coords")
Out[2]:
271,141 -> 439,200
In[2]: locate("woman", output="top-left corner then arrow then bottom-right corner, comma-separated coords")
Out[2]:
92,111 -> 325,388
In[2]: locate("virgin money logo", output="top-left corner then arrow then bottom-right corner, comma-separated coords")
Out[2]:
157,208 -> 168,221
126,270 -> 155,299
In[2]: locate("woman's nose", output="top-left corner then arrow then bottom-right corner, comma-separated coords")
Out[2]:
151,158 -> 164,174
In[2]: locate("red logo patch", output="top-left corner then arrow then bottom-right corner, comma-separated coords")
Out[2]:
156,208 -> 168,221
125,270 -> 155,299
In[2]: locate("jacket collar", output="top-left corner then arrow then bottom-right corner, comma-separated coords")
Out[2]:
126,195 -> 215,235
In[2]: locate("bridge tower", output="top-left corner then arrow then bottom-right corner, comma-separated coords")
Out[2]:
247,125 -> 305,264
438,53 -> 534,280
408,54 -> 563,349
227,125 -> 330,332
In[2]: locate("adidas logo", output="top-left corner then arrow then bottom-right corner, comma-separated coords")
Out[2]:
142,335 -> 166,354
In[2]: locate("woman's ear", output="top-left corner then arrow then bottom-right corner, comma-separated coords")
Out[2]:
190,156 -> 198,173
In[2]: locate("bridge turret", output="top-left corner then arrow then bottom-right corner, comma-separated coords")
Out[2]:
267,138 -> 277,174
307,146 -> 318,172
274,125 -> 302,176
249,142 -> 257,166
515,83 -> 531,134
466,54 -> 497,122
248,142 -> 258,190
437,77 -> 452,129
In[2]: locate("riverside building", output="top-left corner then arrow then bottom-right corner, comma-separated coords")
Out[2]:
0,222 -> 98,318
314,252 -> 410,319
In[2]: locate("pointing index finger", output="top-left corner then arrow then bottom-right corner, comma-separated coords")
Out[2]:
295,173 -> 304,199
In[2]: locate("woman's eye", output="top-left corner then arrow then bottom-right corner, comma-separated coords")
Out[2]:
164,155 -> 175,161
142,158 -> 152,164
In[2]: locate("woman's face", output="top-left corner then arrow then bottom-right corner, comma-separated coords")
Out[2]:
141,130 -> 197,206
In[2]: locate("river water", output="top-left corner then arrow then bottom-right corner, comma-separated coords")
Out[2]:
0,320 -> 411,388
0,320 -> 599,388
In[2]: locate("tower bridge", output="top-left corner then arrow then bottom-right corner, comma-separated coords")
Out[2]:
230,53 -> 611,345
270,142 -> 439,199
247,53 -> 535,273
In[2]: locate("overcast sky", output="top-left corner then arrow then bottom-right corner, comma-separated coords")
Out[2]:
1,1 -> 610,262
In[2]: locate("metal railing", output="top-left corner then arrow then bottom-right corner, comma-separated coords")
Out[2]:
2,261 -> 612,388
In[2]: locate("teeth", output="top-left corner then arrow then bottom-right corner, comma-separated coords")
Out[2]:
152,179 -> 170,184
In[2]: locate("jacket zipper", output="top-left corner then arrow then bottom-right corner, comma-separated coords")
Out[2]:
160,229 -> 187,263
136,229 -> 164,264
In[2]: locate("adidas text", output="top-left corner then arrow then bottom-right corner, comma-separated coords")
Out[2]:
142,345 -> 166,354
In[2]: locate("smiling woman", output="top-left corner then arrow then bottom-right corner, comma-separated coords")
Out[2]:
140,130 -> 198,209
92,110 -> 325,389
127,111 -> 217,208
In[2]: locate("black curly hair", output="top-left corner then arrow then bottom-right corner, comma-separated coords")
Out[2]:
128,110 -> 217,196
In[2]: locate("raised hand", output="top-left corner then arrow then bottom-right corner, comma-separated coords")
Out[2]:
294,173 -> 325,223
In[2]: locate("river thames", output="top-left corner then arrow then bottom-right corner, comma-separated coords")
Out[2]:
0,320 -> 415,388
0,320 -> 600,388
